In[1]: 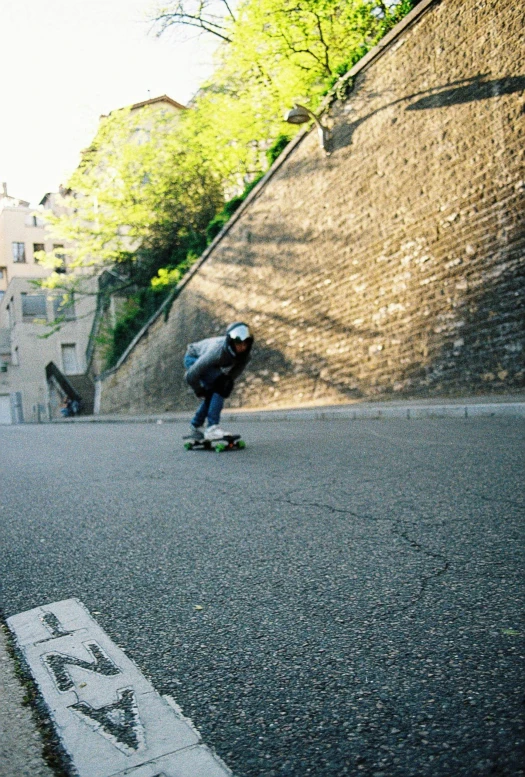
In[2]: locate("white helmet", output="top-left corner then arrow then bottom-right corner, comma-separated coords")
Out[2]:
226,322 -> 253,355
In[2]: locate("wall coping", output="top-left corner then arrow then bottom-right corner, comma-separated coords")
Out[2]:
97,0 -> 441,383
330,0 -> 439,95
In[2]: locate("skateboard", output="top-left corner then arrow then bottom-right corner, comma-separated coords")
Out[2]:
183,433 -> 246,453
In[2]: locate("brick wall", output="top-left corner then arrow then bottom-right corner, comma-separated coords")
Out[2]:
98,0 -> 525,415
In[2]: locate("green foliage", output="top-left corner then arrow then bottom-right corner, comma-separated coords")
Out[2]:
99,286 -> 169,368
205,173 -> 264,242
99,0 -> 416,366
162,0 -> 416,192
40,104 -> 224,279
266,134 -> 293,166
206,194 -> 244,243
150,251 -> 200,289
36,102 -> 224,362
39,0 -> 416,367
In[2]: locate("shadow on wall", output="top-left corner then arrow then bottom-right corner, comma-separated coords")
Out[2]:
242,257 -> 525,405
330,74 -> 525,153
225,227 -> 524,405
381,251 -> 525,397
177,70 -> 525,406
106,67 -> 524,413
170,303 -> 299,411
238,338 -> 366,407
159,259 -> 525,414
172,295 -> 373,410
406,74 -> 525,110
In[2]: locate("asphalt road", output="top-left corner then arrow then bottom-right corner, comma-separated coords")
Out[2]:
0,418 -> 524,777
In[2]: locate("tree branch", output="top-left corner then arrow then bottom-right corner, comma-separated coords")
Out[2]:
151,0 -> 234,42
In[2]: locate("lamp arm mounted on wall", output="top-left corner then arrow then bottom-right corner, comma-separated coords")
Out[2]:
284,104 -> 330,155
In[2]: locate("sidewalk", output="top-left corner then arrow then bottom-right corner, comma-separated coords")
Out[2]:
58,392 -> 525,424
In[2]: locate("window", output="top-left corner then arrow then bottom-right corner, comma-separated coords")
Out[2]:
12,346 -> 19,366
12,242 -> 26,263
33,244 -> 45,262
25,214 -> 44,227
21,293 -> 47,322
0,267 -> 5,279
53,294 -> 76,321
61,343 -> 79,374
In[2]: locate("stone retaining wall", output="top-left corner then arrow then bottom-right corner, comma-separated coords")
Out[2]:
98,0 -> 525,415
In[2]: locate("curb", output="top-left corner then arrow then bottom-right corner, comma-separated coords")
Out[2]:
53,398 -> 525,425
224,402 -> 525,422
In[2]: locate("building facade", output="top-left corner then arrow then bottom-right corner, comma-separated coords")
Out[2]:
0,184 -> 95,423
0,183 -> 52,298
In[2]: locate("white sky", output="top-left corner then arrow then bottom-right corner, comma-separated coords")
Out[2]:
0,0 -> 219,206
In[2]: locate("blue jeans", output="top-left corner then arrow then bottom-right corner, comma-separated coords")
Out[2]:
184,354 -> 224,427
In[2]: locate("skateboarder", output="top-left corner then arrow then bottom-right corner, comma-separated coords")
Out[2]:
183,322 -> 254,441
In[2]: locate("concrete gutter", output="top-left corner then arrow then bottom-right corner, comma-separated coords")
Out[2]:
0,624 -> 55,777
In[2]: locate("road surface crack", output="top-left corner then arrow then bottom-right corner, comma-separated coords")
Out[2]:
389,523 -> 451,614
274,498 -> 362,519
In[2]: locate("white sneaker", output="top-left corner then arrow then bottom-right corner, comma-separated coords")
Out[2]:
204,424 -> 231,441
189,424 -> 204,440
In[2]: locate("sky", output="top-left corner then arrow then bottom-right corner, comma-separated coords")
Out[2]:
0,0 -> 219,207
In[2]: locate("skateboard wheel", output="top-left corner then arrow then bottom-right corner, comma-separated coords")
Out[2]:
237,440 -> 246,449
184,442 -> 193,450
215,443 -> 226,453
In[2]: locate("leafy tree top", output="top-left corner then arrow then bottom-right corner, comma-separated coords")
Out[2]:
40,101 -> 223,282
150,0 -> 416,191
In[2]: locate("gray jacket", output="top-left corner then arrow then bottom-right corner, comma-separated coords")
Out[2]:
184,336 -> 251,393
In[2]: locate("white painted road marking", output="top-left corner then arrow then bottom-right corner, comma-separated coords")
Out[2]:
7,598 -> 232,777
44,641 -> 122,692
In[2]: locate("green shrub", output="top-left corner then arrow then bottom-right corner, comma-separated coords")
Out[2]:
266,135 -> 293,166
104,286 -> 168,368
205,174 -> 265,243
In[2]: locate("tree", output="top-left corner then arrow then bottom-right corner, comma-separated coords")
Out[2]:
149,0 -> 417,193
42,0 -> 415,281
150,0 -> 236,41
37,0 -> 416,362
39,103 -> 223,294
37,101 -> 224,363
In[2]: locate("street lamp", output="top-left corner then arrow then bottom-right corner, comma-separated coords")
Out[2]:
284,104 -> 330,154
